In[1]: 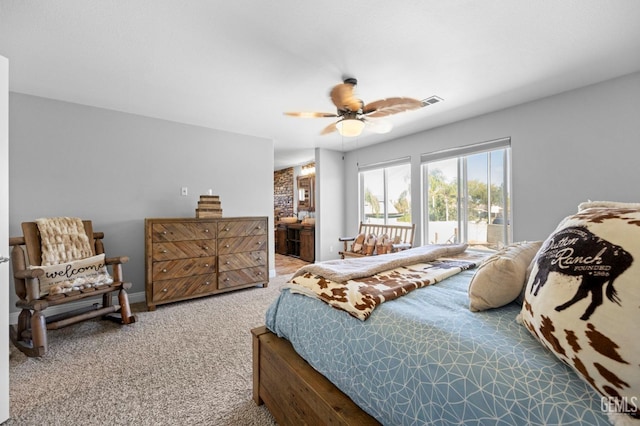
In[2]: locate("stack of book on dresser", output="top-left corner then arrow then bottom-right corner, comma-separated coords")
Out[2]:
196,195 -> 223,218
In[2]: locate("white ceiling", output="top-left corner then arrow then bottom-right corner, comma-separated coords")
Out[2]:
2,1 -> 640,169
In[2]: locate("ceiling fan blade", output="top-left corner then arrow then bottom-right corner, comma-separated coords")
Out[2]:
320,122 -> 337,135
330,83 -> 363,112
284,111 -> 338,118
363,97 -> 423,118
365,118 -> 393,134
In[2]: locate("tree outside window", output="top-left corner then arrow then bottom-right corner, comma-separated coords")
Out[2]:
360,163 -> 411,225
423,143 -> 511,249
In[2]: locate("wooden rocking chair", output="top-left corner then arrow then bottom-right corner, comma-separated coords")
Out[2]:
9,218 -> 136,357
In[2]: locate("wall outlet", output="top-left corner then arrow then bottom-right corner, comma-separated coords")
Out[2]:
181,187 -> 188,196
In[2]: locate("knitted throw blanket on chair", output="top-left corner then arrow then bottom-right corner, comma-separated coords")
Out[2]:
35,217 -> 93,266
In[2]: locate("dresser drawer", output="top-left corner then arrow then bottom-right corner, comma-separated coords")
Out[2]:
152,240 -> 216,261
152,274 -> 217,302
218,235 -> 267,255
218,250 -> 266,272
152,256 -> 216,280
218,266 -> 267,289
217,219 -> 267,238
152,222 -> 216,242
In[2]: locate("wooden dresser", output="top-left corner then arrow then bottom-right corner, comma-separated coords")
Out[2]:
145,217 -> 268,310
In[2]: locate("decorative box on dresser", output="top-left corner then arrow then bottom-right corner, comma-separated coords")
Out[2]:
145,217 -> 268,311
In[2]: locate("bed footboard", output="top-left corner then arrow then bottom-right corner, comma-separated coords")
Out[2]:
251,326 -> 380,425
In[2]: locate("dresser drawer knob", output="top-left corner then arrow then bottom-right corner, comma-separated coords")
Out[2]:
204,229 -> 209,233
161,249 -> 168,253
204,281 -> 211,285
162,231 -> 167,235
225,261 -> 230,265
204,263 -> 209,267
224,278 -> 230,282
225,244 -> 230,248
203,246 -> 209,250
256,225 -> 262,230
256,241 -> 262,245
162,288 -> 168,292
162,268 -> 167,273
224,227 -> 230,232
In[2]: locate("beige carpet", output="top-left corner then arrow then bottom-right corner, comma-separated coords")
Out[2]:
6,275 -> 293,425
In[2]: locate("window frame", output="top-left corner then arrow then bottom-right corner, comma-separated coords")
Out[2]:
358,157 -> 411,225
420,138 -> 512,248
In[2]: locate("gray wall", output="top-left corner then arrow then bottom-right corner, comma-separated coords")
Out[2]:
344,71 -> 640,244
315,148 -> 345,261
8,71 -> 640,311
9,93 -> 274,312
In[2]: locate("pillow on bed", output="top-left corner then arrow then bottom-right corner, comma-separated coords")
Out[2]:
578,200 -> 640,211
519,205 -> 640,418
516,258 -> 538,305
468,241 -> 542,311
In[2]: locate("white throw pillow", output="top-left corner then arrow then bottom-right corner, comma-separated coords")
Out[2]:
468,241 -> 542,311
30,253 -> 113,297
520,206 -> 640,418
578,200 -> 640,211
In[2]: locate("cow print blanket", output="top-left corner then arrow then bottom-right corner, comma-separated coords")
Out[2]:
286,246 -> 487,320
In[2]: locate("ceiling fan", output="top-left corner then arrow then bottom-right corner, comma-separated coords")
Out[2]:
284,77 -> 425,137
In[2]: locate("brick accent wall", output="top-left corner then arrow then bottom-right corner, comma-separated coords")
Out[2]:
274,167 -> 294,219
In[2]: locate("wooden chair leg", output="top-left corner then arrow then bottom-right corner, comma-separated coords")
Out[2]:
10,309 -> 47,357
17,309 -> 31,340
103,292 -> 112,308
31,310 -> 47,355
118,288 -> 135,324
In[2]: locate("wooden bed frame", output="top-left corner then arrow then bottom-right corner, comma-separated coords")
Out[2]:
252,325 -> 380,425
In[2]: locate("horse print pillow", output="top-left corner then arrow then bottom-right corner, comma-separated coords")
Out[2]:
519,205 -> 640,419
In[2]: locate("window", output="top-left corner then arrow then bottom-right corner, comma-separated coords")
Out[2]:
421,138 -> 511,249
359,159 -> 411,225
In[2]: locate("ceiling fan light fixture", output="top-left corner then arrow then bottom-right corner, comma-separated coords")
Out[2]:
336,118 -> 365,137
285,78 -> 423,137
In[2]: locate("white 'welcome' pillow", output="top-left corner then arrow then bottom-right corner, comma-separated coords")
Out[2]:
31,253 -> 113,297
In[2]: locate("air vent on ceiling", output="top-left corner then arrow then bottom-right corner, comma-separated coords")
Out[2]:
421,96 -> 443,107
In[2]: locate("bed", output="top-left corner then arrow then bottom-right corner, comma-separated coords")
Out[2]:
252,243 -> 617,425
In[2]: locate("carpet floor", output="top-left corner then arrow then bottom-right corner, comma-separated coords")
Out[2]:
6,274 -> 294,425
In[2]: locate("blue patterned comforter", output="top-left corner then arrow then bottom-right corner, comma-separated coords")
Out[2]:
266,269 -> 610,425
